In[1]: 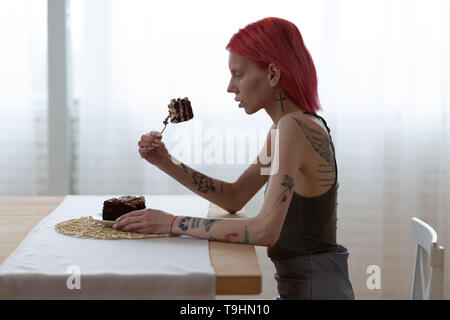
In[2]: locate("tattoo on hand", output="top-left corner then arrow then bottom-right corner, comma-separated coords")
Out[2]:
192,171 -> 216,193
181,163 -> 188,173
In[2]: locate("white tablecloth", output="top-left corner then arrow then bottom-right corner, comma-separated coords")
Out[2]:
0,195 -> 216,299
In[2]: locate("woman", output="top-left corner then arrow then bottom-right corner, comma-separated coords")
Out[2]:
114,17 -> 354,300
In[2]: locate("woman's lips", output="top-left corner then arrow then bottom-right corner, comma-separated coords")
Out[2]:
239,102 -> 243,107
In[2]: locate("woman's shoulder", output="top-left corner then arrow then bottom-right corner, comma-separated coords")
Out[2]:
277,111 -> 326,134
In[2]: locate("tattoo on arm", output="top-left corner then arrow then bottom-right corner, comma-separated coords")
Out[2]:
224,225 -> 249,244
192,171 -> 216,193
179,217 -> 192,231
203,218 -> 222,232
273,175 -> 295,208
178,217 -> 223,232
190,217 -> 201,229
240,225 -> 250,244
181,163 -> 225,195
225,232 -> 239,242
181,163 -> 188,173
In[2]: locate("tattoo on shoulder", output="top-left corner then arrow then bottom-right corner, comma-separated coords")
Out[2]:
292,117 -> 336,173
192,171 -> 216,193
273,174 -> 295,208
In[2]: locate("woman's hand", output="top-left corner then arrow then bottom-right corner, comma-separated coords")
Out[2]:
138,131 -> 170,169
113,208 -> 174,234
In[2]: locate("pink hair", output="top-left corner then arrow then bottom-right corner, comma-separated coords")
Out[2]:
226,17 -> 322,113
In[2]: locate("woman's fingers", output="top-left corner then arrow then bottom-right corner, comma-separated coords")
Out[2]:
117,222 -> 146,232
115,210 -> 147,223
138,131 -> 163,159
113,215 -> 141,229
138,139 -> 160,148
150,131 -> 162,138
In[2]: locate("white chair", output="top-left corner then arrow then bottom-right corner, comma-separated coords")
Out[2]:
411,217 -> 445,300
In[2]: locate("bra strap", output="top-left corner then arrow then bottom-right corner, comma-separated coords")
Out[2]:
302,112 -> 331,134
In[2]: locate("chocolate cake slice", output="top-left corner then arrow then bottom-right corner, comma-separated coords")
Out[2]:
102,195 -> 146,221
160,97 -> 194,134
168,97 -> 194,123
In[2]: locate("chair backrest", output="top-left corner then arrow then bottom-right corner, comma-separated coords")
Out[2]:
411,217 -> 445,300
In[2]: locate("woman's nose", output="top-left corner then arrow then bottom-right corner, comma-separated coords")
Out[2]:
227,81 -> 237,93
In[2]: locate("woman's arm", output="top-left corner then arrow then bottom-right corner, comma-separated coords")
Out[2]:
171,116 -> 303,246
170,215 -> 268,245
230,123 -> 276,212
118,116 -> 303,247
158,155 -> 238,213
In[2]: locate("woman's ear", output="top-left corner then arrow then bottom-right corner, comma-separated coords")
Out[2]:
268,63 -> 281,87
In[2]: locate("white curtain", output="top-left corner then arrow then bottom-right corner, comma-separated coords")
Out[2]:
323,0 -> 450,299
0,0 -> 47,195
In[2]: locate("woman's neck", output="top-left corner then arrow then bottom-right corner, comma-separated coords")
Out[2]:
264,91 -> 306,126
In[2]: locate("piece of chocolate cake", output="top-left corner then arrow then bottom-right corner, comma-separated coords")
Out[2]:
160,97 -> 194,134
102,195 -> 146,221
168,97 -> 194,123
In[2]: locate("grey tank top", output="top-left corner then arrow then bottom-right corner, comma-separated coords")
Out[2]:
265,112 -> 339,259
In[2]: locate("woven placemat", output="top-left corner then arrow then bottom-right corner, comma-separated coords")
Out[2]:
55,216 -> 173,240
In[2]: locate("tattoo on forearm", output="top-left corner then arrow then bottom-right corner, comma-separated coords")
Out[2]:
275,92 -> 287,112
179,217 -> 223,232
179,217 -> 192,231
273,175 -> 294,208
190,218 -> 201,229
192,171 -> 216,193
203,218 -> 222,232
239,225 -> 250,244
181,163 -> 188,173
225,232 -> 239,242
224,225 -> 250,244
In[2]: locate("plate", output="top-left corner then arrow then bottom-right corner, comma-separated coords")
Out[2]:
93,219 -> 116,228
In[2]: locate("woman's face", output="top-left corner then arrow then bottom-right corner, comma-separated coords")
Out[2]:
227,53 -> 273,114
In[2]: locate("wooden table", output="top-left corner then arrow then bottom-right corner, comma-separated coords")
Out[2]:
0,197 -> 261,296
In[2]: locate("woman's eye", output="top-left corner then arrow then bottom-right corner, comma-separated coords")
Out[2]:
235,73 -> 242,78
